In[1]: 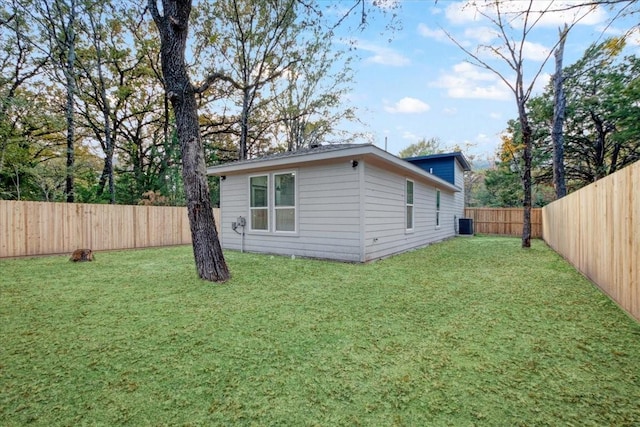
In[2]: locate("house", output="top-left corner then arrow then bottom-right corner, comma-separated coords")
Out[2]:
403,151 -> 471,222
206,144 -> 469,262
403,151 -> 471,185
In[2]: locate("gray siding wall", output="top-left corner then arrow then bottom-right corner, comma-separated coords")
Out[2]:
219,162 -> 362,262
363,163 -> 458,261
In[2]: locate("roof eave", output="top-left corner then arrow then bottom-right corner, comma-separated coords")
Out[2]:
367,148 -> 460,192
404,151 -> 472,172
208,145 -> 460,192
207,145 -> 375,175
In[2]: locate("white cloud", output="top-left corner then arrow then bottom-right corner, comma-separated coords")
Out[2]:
464,26 -> 498,44
417,23 -> 448,42
628,27 -> 640,47
521,40 -> 551,61
431,62 -> 512,101
489,112 -> 502,120
532,72 -> 552,95
473,132 -> 500,156
384,97 -> 431,114
473,39 -> 550,63
443,107 -> 458,116
356,41 -> 411,67
446,133 -> 501,158
444,1 -> 609,28
453,62 -> 496,80
528,1 -> 609,27
402,130 -> 419,141
444,1 -> 484,26
390,126 -> 420,142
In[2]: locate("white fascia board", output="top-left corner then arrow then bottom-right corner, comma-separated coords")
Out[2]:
208,145 -> 460,193
207,145 -> 374,175
371,147 -> 460,193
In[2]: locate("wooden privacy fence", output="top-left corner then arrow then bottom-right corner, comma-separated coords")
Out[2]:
0,200 -> 221,258
543,161 -> 639,322
464,207 -> 542,238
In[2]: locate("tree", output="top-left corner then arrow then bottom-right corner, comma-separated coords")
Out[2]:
0,77 -> 72,201
271,24 -> 358,151
75,1 -> 117,203
525,39 -> 640,192
0,0 -> 47,177
148,0 -> 230,282
196,0 -> 303,160
480,122 -> 554,207
444,0 -> 593,248
32,0 -> 80,202
193,0 -> 376,158
557,40 -> 640,184
146,0 -> 385,280
551,24 -> 569,199
398,137 -> 443,158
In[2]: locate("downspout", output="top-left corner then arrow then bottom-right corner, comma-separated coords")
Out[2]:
358,158 -> 366,262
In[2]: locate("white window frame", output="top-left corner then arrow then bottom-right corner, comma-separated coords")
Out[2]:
406,179 -> 414,232
249,174 -> 270,232
273,171 -> 297,233
247,171 -> 298,234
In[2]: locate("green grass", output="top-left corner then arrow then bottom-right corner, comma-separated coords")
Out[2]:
1,237 -> 639,426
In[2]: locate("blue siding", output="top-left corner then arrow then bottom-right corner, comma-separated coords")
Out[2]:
407,158 -> 455,184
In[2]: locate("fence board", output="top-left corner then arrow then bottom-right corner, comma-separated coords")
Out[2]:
464,208 -> 542,238
0,200 -> 220,258
543,161 -> 639,322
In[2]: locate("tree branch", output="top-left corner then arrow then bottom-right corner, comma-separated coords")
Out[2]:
194,71 -> 243,93
147,0 -> 164,32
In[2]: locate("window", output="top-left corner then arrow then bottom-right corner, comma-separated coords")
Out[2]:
406,180 -> 414,230
274,172 -> 296,232
249,172 -> 296,233
436,188 -> 441,228
250,175 -> 269,230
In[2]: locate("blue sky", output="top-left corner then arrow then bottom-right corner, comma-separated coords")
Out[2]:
334,0 -> 640,161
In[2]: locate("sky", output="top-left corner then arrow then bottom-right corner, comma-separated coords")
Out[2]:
332,0 -> 640,161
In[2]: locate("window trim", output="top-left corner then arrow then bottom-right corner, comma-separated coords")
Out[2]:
248,174 -> 270,232
273,171 -> 297,234
406,179 -> 414,232
247,170 -> 298,235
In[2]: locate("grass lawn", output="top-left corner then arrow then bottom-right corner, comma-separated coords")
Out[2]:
1,236 -> 639,426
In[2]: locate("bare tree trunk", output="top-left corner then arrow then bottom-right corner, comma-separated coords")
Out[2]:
148,0 -> 229,282
239,88 -> 250,160
517,66 -> 532,249
552,24 -> 568,199
64,0 -> 77,203
520,116 -> 533,249
88,9 -> 116,204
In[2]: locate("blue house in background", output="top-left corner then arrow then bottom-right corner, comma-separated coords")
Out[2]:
404,152 -> 473,235
403,152 -> 471,184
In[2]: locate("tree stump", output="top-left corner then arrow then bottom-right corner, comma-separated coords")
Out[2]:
70,249 -> 94,262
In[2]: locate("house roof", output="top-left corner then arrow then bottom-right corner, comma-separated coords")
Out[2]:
207,143 -> 460,192
403,151 -> 472,171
